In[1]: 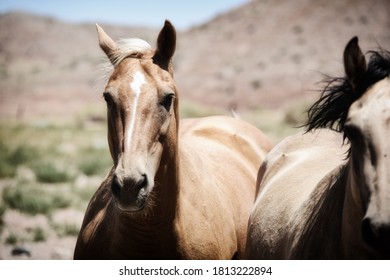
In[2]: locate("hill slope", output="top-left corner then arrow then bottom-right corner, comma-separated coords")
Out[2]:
0,0 -> 389,118
0,12 -> 157,118
176,0 -> 390,110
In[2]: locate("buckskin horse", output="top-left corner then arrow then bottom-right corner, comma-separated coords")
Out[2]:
74,21 -> 272,259
245,37 -> 390,259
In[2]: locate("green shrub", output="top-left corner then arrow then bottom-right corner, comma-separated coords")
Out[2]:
8,145 -> 38,166
0,141 -> 38,178
54,223 -> 80,237
78,151 -> 111,176
32,162 -> 74,183
0,162 -> 16,178
71,184 -> 98,209
5,233 -> 20,245
2,184 -> 71,215
0,203 -> 5,233
30,227 -> 47,242
0,141 -> 17,177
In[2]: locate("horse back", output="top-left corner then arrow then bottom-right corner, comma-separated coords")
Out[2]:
177,116 -> 272,259
246,129 -> 348,259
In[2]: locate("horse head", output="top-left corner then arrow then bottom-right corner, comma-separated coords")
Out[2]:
343,38 -> 390,256
306,37 -> 390,257
97,21 -> 178,213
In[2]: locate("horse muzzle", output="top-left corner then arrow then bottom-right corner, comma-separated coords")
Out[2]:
361,217 -> 390,259
111,172 -> 151,212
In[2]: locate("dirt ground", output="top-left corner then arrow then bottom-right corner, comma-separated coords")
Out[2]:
0,209 -> 81,259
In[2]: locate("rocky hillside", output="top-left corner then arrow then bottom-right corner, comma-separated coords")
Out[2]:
175,0 -> 390,110
0,0 -> 389,118
0,12 -> 157,118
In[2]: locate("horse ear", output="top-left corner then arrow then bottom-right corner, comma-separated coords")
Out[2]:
154,20 -> 176,72
96,24 -> 117,64
343,36 -> 367,89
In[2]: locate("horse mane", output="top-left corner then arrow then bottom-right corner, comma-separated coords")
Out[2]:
305,47 -> 390,135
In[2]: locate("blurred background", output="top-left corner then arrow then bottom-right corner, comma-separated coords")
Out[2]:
0,0 -> 389,259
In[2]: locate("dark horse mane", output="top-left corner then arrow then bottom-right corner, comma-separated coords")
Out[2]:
305,38 -> 390,136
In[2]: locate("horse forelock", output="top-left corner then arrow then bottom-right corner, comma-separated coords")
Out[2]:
305,48 -> 390,137
112,38 -> 153,66
98,38 -> 153,86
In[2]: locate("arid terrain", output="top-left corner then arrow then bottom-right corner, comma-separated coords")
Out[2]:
0,0 -> 389,259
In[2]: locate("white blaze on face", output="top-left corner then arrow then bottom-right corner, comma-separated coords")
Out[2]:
127,71 -> 146,149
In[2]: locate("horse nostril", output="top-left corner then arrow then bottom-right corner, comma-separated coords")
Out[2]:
111,175 -> 122,197
111,173 -> 148,199
116,174 -> 148,191
135,174 -> 148,192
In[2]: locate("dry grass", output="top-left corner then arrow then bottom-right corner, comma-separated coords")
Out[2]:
0,115 -> 111,259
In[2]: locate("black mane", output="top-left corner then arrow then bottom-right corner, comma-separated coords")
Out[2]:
305,48 -> 390,134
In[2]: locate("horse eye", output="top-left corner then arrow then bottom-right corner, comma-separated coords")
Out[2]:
161,93 -> 174,111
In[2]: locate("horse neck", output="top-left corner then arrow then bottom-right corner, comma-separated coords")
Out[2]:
292,164 -> 348,258
341,153 -> 367,257
143,113 -> 181,224
153,108 -> 180,218
344,155 -> 365,215
154,153 -> 180,217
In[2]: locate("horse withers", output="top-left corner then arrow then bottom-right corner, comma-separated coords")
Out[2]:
73,21 -> 272,259
245,37 -> 390,259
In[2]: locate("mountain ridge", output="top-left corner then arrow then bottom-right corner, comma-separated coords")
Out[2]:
1,0 -> 389,118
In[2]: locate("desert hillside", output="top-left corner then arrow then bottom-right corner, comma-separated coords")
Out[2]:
1,0 -> 389,118
0,11 -> 157,118
175,0 -> 390,110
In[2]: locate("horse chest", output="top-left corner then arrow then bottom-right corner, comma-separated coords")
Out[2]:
110,219 -> 180,259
